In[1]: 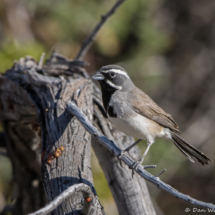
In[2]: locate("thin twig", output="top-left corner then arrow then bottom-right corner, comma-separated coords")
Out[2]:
28,183 -> 93,215
75,0 -> 126,60
38,53 -> 45,70
155,169 -> 166,178
67,101 -> 215,210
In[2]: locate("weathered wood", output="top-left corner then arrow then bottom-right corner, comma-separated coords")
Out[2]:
0,74 -> 45,215
0,53 -> 157,215
0,55 -> 104,215
29,183 -> 94,215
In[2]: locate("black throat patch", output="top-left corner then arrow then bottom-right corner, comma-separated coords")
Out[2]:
100,81 -> 117,118
107,105 -> 117,118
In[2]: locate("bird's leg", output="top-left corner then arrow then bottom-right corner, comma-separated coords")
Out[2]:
130,140 -> 154,176
118,139 -> 142,159
117,139 -> 142,167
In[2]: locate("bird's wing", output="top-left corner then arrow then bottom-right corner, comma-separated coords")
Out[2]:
128,87 -> 180,133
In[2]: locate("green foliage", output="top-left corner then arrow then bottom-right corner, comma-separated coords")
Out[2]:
0,0 -> 171,76
0,41 -> 45,73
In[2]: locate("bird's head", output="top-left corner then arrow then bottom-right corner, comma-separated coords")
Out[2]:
92,65 -> 134,91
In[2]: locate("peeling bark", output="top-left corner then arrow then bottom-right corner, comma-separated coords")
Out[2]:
0,55 -> 104,215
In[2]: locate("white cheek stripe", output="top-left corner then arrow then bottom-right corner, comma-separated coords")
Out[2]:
105,79 -> 122,90
103,69 -> 129,79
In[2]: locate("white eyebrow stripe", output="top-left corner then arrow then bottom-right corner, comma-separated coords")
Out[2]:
103,69 -> 129,79
105,79 -> 122,90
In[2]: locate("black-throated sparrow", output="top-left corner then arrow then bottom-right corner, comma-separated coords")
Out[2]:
92,65 -> 212,170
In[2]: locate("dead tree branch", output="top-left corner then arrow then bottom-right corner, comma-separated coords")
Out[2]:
0,56 -> 105,215
67,101 -> 215,210
1,52 -> 157,215
75,0 -> 126,60
29,183 -> 94,215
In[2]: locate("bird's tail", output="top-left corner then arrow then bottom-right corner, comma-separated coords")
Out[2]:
171,132 -> 212,165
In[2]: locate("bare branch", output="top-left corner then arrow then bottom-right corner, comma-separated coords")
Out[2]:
155,169 -> 167,178
67,101 -> 215,210
38,52 -> 45,69
28,183 -> 93,215
75,0 -> 126,60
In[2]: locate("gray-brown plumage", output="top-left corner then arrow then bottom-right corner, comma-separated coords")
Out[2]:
129,87 -> 180,133
129,87 -> 211,165
92,65 -> 212,168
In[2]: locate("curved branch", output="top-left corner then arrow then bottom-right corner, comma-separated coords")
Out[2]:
67,101 -> 215,210
28,183 -> 93,215
75,0 -> 126,60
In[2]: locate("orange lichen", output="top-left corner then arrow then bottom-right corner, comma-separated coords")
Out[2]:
59,146 -> 64,151
47,159 -> 52,164
86,198 -> 92,202
56,148 -> 61,153
54,152 -> 60,157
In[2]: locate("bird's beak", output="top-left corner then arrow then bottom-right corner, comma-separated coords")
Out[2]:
92,71 -> 104,81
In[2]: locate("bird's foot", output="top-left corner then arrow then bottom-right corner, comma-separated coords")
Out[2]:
130,159 -> 156,178
130,159 -> 142,178
117,150 -> 130,167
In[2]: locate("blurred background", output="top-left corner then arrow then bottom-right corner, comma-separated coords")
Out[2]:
0,0 -> 215,214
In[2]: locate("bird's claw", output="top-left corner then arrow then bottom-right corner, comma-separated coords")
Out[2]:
117,150 -> 129,167
130,160 -> 141,178
129,160 -> 156,178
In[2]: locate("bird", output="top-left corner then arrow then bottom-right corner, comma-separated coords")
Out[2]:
92,65 -> 212,171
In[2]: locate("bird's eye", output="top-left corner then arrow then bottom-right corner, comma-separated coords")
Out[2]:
110,72 -> 116,78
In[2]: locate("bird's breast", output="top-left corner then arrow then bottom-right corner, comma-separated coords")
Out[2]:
107,99 -> 166,140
